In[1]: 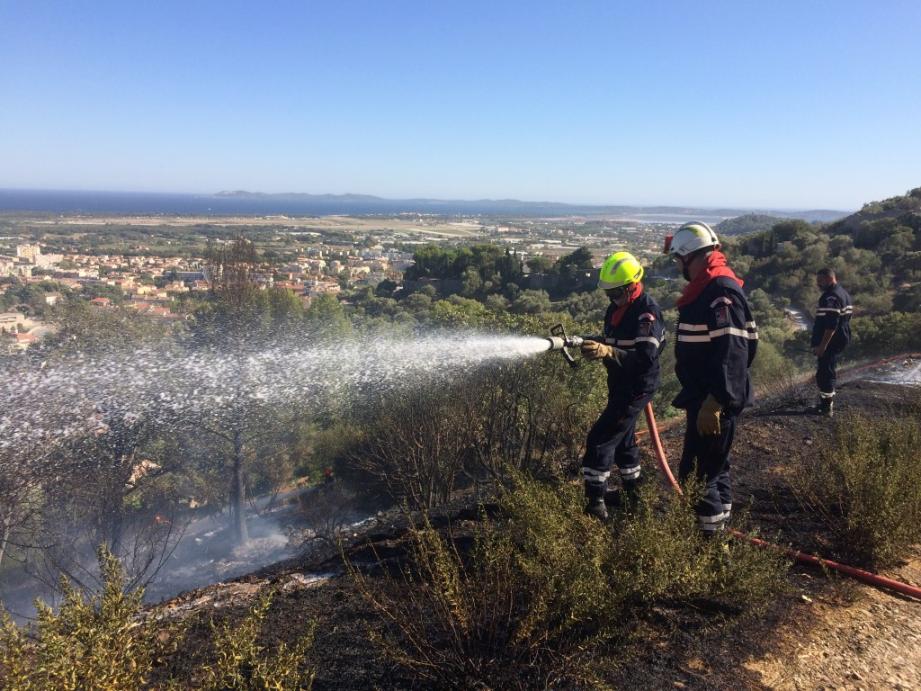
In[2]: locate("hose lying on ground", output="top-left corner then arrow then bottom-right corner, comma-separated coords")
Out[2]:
639,354 -> 921,601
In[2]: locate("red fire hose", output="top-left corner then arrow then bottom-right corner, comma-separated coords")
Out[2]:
641,398 -> 921,601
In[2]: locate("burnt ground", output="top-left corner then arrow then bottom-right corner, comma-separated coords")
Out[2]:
636,379 -> 921,690
147,378 -> 921,690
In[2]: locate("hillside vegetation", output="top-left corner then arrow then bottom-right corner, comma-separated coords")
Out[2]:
2,186 -> 920,689
716,213 -> 788,236
727,186 -> 921,352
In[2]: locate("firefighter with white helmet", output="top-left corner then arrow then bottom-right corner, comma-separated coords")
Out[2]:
665,222 -> 757,534
580,251 -> 665,520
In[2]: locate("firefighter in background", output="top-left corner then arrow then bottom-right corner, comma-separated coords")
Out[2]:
580,251 -> 665,520
665,222 -> 757,535
811,268 -> 852,417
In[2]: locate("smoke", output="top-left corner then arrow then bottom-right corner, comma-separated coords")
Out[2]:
143,512 -> 293,604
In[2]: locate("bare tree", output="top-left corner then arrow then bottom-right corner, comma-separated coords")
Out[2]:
190,399 -> 295,544
347,387 -> 472,510
35,408 -> 187,592
187,236 -> 306,545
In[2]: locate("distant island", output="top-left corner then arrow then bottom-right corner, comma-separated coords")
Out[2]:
212,190 -> 849,223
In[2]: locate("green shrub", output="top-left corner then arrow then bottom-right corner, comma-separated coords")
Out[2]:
0,550 -> 315,691
352,475 -> 787,689
196,589 -> 316,691
0,547 -> 182,691
792,411 -> 921,568
611,482 -> 787,608
849,312 -> 921,357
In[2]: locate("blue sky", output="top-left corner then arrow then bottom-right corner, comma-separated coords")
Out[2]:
1,1 -> 919,209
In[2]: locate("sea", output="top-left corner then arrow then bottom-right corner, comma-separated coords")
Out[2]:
0,188 -> 804,224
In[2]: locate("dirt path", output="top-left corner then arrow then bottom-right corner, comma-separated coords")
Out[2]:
744,559 -> 921,690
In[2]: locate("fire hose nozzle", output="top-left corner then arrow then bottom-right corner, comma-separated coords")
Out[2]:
546,336 -> 565,351
547,324 -> 591,367
546,335 -> 583,351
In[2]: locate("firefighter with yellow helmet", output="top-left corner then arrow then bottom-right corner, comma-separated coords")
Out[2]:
580,251 -> 665,519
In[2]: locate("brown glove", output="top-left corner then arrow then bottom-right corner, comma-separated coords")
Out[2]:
696,394 -> 722,436
581,341 -> 626,365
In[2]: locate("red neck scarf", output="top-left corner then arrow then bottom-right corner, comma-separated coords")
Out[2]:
676,251 -> 743,307
609,282 -> 644,327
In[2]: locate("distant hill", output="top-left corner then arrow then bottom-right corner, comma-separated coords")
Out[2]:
211,191 -> 849,222
0,188 -> 851,221
826,187 -> 921,236
215,190 -> 384,203
732,185 -> 921,316
716,214 -> 789,236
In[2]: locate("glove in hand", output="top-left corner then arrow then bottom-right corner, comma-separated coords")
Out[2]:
696,394 -> 722,436
581,341 -> 626,365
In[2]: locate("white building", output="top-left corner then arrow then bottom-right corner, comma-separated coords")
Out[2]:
16,244 -> 41,262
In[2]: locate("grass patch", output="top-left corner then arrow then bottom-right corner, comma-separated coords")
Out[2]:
351,475 -> 787,689
792,409 -> 921,568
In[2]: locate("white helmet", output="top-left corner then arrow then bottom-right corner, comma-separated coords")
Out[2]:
664,221 -> 720,257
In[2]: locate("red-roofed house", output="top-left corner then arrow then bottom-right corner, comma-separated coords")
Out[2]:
4,331 -> 36,353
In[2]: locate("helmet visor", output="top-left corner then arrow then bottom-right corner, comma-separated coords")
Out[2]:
604,285 -> 629,300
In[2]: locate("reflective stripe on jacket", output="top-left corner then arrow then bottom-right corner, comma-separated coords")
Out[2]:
673,276 -> 757,412
602,292 -> 665,405
811,283 -> 852,350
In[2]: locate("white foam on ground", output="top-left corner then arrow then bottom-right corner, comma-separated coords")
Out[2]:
860,358 -> 921,387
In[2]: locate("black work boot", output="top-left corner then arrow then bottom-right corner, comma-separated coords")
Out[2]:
584,497 -> 609,521
622,477 -> 643,513
808,397 -> 834,417
603,488 -> 623,510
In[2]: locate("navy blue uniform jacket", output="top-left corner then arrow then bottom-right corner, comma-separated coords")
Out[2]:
601,291 -> 665,408
673,277 -> 758,414
811,283 -> 852,352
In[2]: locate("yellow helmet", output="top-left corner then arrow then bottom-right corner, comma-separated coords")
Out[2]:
598,251 -> 644,290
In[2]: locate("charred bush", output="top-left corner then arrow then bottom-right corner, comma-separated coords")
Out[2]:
350,475 -> 787,689
334,356 -> 605,510
339,385 -> 473,510
459,357 -> 604,486
792,408 -> 921,568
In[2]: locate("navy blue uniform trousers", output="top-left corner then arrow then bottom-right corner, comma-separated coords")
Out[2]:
677,402 -> 736,532
816,349 -> 841,397
582,395 -> 649,499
